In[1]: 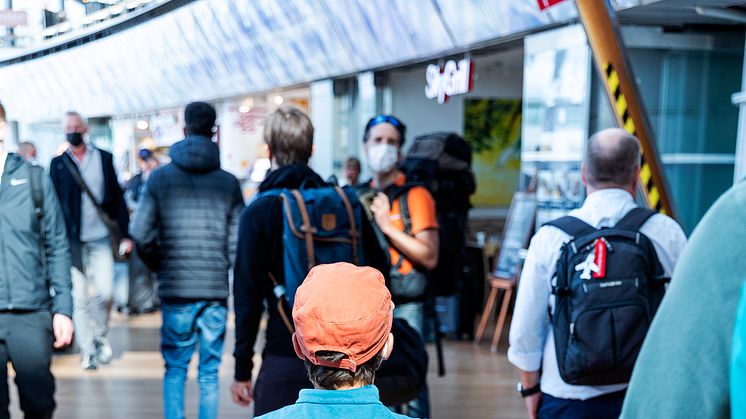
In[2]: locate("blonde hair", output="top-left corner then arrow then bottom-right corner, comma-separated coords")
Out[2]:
263,107 -> 314,166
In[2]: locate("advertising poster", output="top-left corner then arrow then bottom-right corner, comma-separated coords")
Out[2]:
463,98 -> 522,207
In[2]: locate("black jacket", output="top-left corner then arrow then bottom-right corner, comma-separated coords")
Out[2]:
50,148 -> 129,270
232,164 -> 388,381
130,135 -> 244,301
0,154 -> 72,317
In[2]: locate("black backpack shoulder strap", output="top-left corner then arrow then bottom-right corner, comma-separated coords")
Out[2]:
544,216 -> 596,238
615,207 -> 657,231
399,192 -> 412,235
29,164 -> 44,218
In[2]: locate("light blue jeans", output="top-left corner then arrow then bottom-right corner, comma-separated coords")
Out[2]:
161,301 -> 227,419
72,237 -> 115,356
394,301 -> 431,418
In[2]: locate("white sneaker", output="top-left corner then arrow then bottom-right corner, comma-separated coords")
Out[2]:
95,337 -> 113,365
81,353 -> 97,370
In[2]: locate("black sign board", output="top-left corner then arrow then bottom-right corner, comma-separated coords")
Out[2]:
494,192 -> 537,279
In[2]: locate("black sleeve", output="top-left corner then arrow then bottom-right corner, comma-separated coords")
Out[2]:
232,197 -> 277,381
227,179 -> 245,270
106,154 -> 130,239
130,174 -> 160,270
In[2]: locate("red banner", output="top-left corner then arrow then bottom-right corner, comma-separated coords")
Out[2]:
537,0 -> 567,11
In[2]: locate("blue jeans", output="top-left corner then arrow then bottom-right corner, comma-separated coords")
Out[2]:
161,301 -> 227,419
394,302 -> 430,418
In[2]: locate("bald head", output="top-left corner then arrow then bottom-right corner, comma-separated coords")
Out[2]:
584,128 -> 641,190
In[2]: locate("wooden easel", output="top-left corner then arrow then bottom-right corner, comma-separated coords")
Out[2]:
474,192 -> 536,352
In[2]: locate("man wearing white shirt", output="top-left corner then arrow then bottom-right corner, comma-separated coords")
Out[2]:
508,128 -> 687,419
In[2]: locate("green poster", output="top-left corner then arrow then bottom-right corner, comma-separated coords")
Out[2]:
464,98 -> 522,207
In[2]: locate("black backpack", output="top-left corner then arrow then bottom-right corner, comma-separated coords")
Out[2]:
400,132 -> 475,296
375,318 -> 429,406
546,208 -> 668,385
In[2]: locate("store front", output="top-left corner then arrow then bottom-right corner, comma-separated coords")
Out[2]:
108,86 -> 310,196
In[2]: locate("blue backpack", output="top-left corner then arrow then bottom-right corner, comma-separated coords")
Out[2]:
257,182 -> 367,306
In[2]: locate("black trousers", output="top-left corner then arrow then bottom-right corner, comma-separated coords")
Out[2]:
0,311 -> 55,419
253,355 -> 312,416
538,390 -> 626,419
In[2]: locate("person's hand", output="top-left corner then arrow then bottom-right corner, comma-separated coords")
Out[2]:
523,393 -> 542,419
231,380 -> 253,407
119,238 -> 134,256
370,192 -> 393,234
52,314 -> 74,349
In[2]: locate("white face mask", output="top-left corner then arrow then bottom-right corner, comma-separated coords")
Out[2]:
367,143 -> 399,173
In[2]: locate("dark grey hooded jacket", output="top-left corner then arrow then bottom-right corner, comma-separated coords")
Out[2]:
0,154 -> 72,316
130,135 -> 244,301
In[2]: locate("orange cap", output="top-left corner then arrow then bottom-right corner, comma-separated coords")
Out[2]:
292,263 -> 394,372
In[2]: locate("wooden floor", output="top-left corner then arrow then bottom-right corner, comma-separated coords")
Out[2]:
8,312 -> 524,418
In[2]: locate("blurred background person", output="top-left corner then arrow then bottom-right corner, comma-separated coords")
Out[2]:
125,148 -> 159,209
345,156 -> 362,187
17,141 -> 37,163
50,111 -> 133,371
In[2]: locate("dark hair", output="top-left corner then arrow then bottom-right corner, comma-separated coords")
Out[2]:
585,129 -> 641,188
305,351 -> 384,390
184,102 -> 217,137
363,115 -> 406,146
264,106 -> 314,166
346,156 -> 361,170
0,103 -> 6,123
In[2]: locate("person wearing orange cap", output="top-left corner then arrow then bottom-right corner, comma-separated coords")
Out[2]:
256,263 -> 410,419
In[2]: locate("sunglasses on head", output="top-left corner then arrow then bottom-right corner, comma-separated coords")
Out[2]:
367,115 -> 402,130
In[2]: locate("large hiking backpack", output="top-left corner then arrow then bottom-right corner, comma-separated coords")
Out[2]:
546,208 -> 668,385
257,182 -> 367,306
400,132 -> 475,296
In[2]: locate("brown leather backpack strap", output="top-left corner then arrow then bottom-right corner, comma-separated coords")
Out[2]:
290,189 -> 316,269
333,186 -> 359,265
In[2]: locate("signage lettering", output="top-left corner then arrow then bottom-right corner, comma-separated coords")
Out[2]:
425,58 -> 472,104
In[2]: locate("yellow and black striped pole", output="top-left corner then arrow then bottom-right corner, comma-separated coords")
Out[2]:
576,0 -> 676,218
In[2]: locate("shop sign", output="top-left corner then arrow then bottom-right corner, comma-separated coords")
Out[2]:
0,10 -> 27,27
537,0 -> 567,11
425,58 -> 472,104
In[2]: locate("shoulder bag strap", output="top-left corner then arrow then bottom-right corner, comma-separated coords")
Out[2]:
289,189 -> 316,269
333,186 -> 360,265
29,165 -> 49,286
61,154 -> 118,229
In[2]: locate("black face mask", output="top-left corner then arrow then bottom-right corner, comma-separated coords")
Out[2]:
66,132 -> 84,147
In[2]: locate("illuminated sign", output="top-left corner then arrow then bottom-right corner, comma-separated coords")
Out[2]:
425,58 -> 473,104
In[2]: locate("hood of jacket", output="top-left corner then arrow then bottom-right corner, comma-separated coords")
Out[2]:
169,135 -> 220,174
258,164 -> 326,192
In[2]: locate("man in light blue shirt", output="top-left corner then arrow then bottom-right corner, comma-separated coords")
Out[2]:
257,263 -> 412,419
508,129 -> 687,418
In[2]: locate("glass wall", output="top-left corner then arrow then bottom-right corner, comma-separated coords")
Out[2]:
590,32 -> 744,233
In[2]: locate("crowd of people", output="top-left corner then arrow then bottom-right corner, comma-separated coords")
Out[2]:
0,98 -> 744,419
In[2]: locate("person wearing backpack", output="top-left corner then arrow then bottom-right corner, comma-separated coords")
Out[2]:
0,103 -> 73,418
358,115 -> 439,418
507,128 -> 687,419
231,107 -> 388,416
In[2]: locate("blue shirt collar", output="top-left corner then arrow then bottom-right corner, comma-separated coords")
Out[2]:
296,385 -> 382,406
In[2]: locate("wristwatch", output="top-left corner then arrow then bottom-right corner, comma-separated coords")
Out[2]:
516,382 -> 541,398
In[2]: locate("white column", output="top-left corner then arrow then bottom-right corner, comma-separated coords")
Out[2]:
309,80 -> 335,178
732,36 -> 746,183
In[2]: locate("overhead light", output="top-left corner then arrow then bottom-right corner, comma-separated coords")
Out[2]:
136,120 -> 149,130
238,105 -> 250,113
273,95 -> 284,105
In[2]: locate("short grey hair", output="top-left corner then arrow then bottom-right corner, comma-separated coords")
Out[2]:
584,128 -> 641,188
